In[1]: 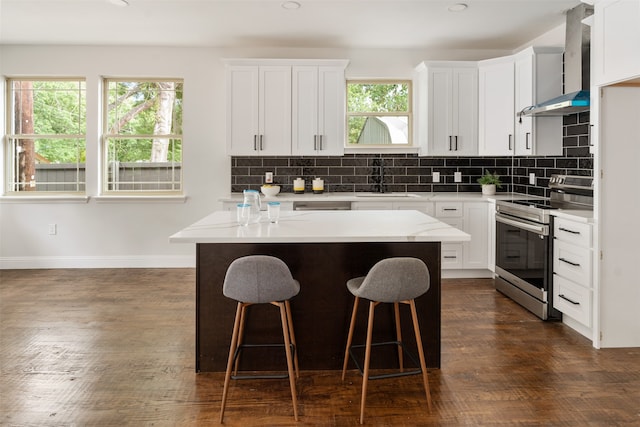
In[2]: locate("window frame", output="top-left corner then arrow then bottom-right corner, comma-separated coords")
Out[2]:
101,77 -> 184,196
4,77 -> 87,195
345,79 -> 413,148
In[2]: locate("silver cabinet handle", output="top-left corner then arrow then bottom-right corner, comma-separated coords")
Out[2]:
443,208 -> 458,211
259,135 -> 263,150
559,257 -> 580,267
559,227 -> 580,235
319,135 -> 323,150
559,294 -> 580,305
525,132 -> 531,150
508,134 -> 513,151
448,136 -> 452,151
253,135 -> 258,151
313,135 -> 317,150
455,135 -> 458,151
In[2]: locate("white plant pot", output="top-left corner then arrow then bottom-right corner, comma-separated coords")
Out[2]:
482,184 -> 496,196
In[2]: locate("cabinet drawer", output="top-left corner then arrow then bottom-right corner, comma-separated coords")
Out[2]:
435,202 -> 463,218
553,274 -> 591,327
553,240 -> 592,286
441,243 -> 463,269
553,218 -> 592,248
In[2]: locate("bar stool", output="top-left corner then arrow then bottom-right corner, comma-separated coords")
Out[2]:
219,255 -> 300,423
341,257 -> 432,424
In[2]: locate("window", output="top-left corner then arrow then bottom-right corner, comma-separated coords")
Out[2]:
346,80 -> 411,146
103,79 -> 183,193
5,78 -> 86,193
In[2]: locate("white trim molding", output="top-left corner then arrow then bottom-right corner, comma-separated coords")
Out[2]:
0,255 -> 195,269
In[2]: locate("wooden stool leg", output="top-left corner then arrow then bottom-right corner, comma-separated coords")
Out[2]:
409,299 -> 432,412
220,302 -> 244,424
341,296 -> 360,381
360,301 -> 377,425
232,304 -> 248,376
393,302 -> 404,372
278,302 -> 299,421
284,299 -> 299,379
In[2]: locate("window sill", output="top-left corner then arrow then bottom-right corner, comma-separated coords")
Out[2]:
93,195 -> 187,203
0,195 -> 90,204
344,146 -> 421,155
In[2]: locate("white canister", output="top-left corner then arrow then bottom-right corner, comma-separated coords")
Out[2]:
293,177 -> 305,194
312,178 -> 324,194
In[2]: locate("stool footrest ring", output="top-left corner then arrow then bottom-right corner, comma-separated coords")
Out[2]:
348,340 -> 423,380
231,342 -> 296,380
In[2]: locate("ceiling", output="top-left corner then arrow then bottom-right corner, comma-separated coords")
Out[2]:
0,0 -> 581,50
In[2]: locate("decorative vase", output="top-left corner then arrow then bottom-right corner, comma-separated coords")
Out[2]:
482,184 -> 496,196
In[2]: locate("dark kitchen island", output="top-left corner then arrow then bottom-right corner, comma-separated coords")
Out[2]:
170,209 -> 469,372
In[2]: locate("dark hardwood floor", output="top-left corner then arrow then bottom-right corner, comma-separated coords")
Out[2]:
1,268 -> 639,426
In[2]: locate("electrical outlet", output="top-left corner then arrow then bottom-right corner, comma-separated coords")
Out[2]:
48,224 -> 57,235
529,173 -> 536,185
265,172 -> 273,184
454,172 -> 462,183
432,172 -> 440,183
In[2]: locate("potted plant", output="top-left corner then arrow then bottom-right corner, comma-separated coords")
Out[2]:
477,170 -> 502,195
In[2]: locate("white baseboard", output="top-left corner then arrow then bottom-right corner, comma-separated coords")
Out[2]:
0,255 -> 196,269
441,269 -> 494,279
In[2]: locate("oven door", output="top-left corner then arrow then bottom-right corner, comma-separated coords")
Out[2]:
495,212 -> 557,320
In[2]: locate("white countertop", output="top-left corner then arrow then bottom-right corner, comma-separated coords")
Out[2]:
220,191 -> 535,204
170,209 -> 470,244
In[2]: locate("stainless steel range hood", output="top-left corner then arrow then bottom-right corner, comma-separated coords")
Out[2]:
519,4 -> 593,117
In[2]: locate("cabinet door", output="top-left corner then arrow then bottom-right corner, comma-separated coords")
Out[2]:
259,66 -> 292,155
428,67 -> 478,156
227,66 -> 260,155
428,68 -> 454,155
478,60 -> 515,156
594,0 -> 640,85
514,49 -> 563,156
463,202 -> 489,269
514,54 -> 534,155
292,66 -> 345,155
351,201 -> 393,210
227,65 -> 291,155
292,66 -> 319,155
452,68 -> 478,156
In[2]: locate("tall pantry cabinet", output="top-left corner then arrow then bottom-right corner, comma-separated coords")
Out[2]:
589,0 -> 640,348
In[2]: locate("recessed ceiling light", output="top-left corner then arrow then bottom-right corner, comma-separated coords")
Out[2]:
281,1 -> 301,10
108,0 -> 129,7
448,3 -> 468,12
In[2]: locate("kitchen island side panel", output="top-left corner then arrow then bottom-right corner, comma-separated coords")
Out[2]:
195,241 -> 441,372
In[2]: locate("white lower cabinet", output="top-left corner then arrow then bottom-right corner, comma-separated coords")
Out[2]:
552,216 -> 593,333
434,202 -> 489,272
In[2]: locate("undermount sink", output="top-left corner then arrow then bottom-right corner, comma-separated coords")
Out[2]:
354,192 -> 420,198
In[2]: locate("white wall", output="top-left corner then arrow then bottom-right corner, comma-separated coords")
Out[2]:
0,43 -> 548,268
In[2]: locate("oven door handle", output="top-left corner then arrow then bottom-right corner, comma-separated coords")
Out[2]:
496,213 -> 549,236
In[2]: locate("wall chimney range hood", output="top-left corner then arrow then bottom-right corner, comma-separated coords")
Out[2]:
519,4 -> 593,118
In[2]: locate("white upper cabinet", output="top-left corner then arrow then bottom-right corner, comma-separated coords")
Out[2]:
415,62 -> 478,156
478,57 -> 515,156
226,59 -> 348,156
592,0 -> 640,85
513,47 -> 564,156
226,64 -> 292,155
292,63 -> 347,156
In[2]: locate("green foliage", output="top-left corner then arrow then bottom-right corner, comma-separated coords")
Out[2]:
347,82 -> 408,113
347,82 -> 409,144
477,170 -> 502,188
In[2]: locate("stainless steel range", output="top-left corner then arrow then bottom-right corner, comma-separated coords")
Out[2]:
494,175 -> 594,320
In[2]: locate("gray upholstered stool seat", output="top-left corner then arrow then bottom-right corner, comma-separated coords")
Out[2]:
219,255 -> 300,423
341,257 -> 432,424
